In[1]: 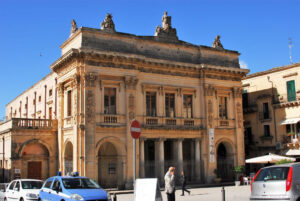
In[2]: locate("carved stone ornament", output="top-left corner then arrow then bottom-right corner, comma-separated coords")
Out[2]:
212,35 -> 224,49
232,87 -> 243,98
205,85 -> 215,96
124,76 -> 138,89
101,13 -> 116,33
72,74 -> 81,88
70,19 -> 78,36
236,102 -> 242,128
84,72 -> 98,87
57,82 -> 64,95
154,11 -> 178,41
86,90 -> 95,124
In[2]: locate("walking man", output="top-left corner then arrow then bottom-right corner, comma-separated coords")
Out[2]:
165,166 -> 176,201
180,171 -> 190,196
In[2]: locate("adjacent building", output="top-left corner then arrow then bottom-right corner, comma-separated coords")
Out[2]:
0,12 -> 248,188
243,62 -> 300,171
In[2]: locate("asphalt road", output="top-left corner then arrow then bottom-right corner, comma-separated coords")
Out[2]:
116,185 -> 251,201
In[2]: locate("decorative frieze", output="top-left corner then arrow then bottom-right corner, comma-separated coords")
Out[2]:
57,82 -> 64,95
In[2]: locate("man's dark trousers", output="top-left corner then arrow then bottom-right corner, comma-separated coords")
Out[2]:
167,192 -> 175,201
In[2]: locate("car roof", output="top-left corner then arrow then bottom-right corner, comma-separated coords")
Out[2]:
49,176 -> 87,179
12,179 -> 43,182
261,162 -> 300,169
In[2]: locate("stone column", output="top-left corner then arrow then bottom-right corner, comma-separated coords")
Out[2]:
195,138 -> 201,182
155,138 -> 165,181
139,138 -> 145,178
177,138 -> 183,174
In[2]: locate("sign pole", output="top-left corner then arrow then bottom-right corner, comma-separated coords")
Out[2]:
130,119 -> 141,187
133,138 -> 136,183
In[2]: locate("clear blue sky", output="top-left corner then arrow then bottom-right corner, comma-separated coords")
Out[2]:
0,0 -> 299,120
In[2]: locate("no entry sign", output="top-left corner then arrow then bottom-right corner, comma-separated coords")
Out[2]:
130,119 -> 141,139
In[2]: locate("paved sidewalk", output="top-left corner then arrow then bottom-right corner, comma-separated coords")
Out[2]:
116,185 -> 251,201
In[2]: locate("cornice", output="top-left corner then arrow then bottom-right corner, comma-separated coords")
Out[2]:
50,49 -> 248,79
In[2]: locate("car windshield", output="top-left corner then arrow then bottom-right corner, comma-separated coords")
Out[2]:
21,181 -> 43,189
255,167 -> 290,181
62,178 -> 100,189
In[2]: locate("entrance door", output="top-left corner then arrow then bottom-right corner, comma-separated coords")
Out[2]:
28,161 -> 42,179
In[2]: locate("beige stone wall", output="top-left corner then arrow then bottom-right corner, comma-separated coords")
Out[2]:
243,63 -> 300,157
6,72 -> 57,120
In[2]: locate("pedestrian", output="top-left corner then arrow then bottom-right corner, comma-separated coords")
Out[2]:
180,171 -> 190,196
165,166 -> 176,201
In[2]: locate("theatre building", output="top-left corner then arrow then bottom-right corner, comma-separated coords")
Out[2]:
0,13 -> 248,188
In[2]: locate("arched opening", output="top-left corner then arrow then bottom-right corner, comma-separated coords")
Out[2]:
22,143 -> 49,180
98,142 -> 120,188
64,142 -> 73,175
217,142 -> 234,181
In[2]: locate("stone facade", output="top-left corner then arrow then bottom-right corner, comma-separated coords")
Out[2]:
0,13 -> 248,188
242,62 -> 300,171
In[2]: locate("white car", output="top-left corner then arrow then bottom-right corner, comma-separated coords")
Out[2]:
0,183 -> 8,201
4,179 -> 43,201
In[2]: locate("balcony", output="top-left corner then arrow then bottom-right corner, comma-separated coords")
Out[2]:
96,114 -> 126,127
0,118 -> 57,133
217,119 -> 235,127
274,93 -> 300,108
137,116 -> 206,130
243,104 -> 258,114
259,112 -> 272,122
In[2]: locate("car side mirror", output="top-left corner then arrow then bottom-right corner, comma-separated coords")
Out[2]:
13,188 -> 19,192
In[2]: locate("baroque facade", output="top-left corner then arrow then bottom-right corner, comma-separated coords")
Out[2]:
0,13 -> 248,188
242,62 -> 300,171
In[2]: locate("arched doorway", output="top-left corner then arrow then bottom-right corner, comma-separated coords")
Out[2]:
217,142 -> 234,181
98,142 -> 120,188
64,142 -> 73,175
21,143 -> 49,180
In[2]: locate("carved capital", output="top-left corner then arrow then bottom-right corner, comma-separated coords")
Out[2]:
205,85 -> 216,96
124,76 -> 138,90
84,72 -> 98,87
232,87 -> 243,98
57,82 -> 64,95
72,74 -> 81,88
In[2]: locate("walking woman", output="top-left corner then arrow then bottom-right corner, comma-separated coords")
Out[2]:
180,171 -> 190,196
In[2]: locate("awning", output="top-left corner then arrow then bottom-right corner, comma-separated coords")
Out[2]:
285,149 -> 300,156
280,118 -> 300,125
245,153 -> 296,164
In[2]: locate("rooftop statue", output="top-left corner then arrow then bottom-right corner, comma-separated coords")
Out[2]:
212,35 -> 224,49
101,13 -> 116,33
155,11 -> 178,41
70,19 -> 78,36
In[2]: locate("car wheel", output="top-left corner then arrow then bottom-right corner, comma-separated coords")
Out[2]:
20,198 -> 24,201
4,197 -> 7,201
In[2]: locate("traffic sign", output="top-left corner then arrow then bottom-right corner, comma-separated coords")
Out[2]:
130,119 -> 141,139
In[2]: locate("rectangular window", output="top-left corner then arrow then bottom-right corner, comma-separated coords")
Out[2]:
67,90 -> 72,116
219,97 -> 228,119
39,96 -> 41,102
104,88 -> 116,114
183,95 -> 193,118
146,92 -> 156,116
49,107 -> 52,120
49,89 -> 53,97
287,80 -> 296,102
263,102 -> 269,119
165,93 -> 175,118
264,125 -> 270,137
286,124 -> 291,134
108,163 -> 116,174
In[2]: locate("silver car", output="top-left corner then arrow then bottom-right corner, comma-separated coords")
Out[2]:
250,163 -> 300,201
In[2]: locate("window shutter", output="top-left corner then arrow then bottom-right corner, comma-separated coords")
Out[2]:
287,80 -> 296,102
